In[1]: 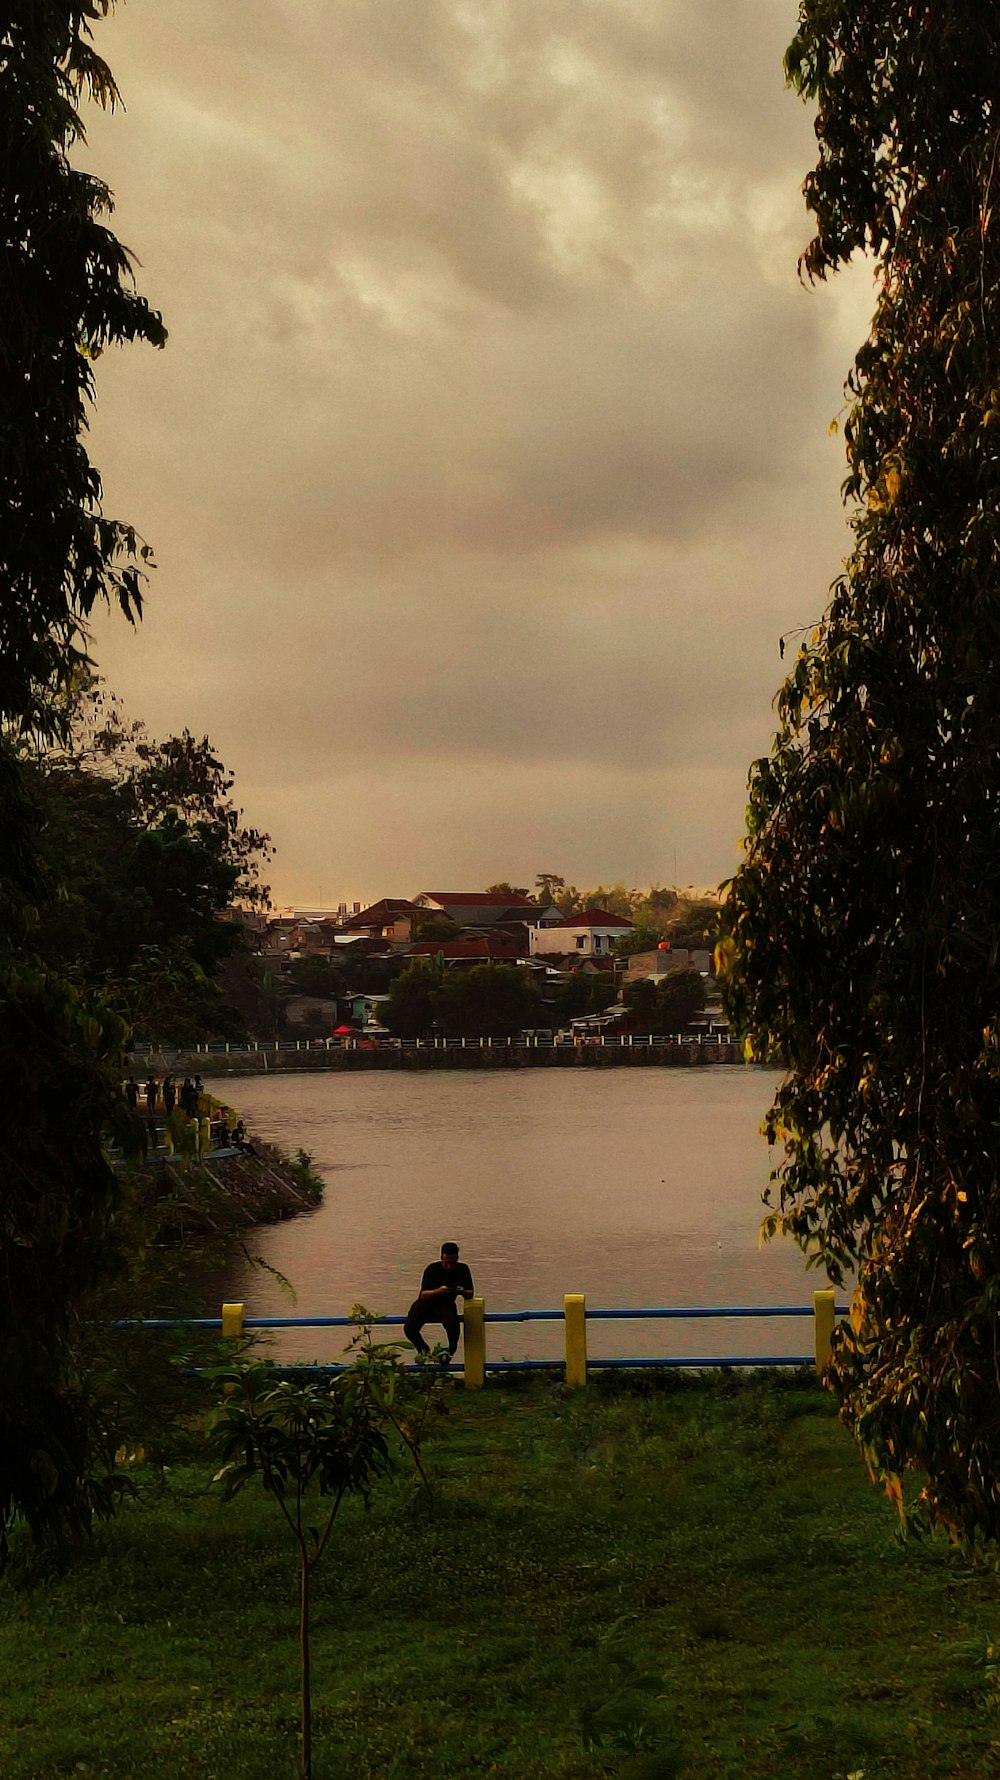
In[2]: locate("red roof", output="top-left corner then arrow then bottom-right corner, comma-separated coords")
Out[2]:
558,907 -> 634,929
419,892 -> 538,908
408,938 -> 522,960
343,898 -> 419,927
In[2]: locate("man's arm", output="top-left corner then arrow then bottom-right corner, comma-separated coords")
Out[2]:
417,1266 -> 452,1300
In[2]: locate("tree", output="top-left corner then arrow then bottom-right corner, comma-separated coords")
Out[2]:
720,3 -> 1000,1542
383,959 -> 542,1040
382,958 -> 443,1039
17,687 -> 271,1043
1,6 -> 166,732
613,925 -> 663,960
660,896 -> 719,949
288,954 -> 342,999
437,963 -> 541,1039
656,968 -> 705,1034
0,4 -> 164,1563
554,884 -> 582,915
535,871 -> 565,903
646,886 -> 679,916
622,977 -> 658,1028
551,971 -> 619,1026
210,1317 -> 439,1780
577,882 -> 640,919
410,912 -> 456,943
623,968 -> 705,1034
0,956 -> 130,1567
485,881 -> 530,898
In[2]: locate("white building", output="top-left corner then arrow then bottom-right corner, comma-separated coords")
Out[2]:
528,907 -> 634,958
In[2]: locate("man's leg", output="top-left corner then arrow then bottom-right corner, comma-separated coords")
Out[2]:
403,1299 -> 431,1354
440,1302 -> 461,1358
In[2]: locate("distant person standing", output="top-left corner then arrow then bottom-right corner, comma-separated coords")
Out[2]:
180,1077 -> 197,1118
162,1074 -> 177,1117
144,1076 -> 159,1116
403,1242 -> 474,1363
124,1076 -> 139,1111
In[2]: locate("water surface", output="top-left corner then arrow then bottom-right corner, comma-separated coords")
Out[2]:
212,1066 -> 826,1363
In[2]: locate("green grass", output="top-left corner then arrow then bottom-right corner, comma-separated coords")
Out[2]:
3,1371 -> 1000,1779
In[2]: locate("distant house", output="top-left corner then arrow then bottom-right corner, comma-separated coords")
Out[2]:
625,947 -> 713,981
535,954 -> 617,977
407,935 -> 524,967
292,917 -> 352,957
348,992 -> 391,1029
414,892 -> 559,931
341,898 -> 422,945
529,908 -> 634,959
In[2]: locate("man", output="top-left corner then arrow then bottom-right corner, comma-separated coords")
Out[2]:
403,1242 -> 474,1363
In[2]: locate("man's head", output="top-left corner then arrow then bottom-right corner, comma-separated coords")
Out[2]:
440,1242 -> 459,1270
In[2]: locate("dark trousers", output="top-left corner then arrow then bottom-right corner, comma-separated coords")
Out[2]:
403,1297 -> 461,1355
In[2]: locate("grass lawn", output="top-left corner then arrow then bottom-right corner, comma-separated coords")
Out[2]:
2,1370 -> 999,1779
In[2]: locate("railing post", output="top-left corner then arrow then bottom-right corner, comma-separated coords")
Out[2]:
564,1293 -> 587,1388
813,1288 -> 836,1374
199,1116 -> 210,1154
463,1297 -> 485,1388
221,1302 -> 245,1395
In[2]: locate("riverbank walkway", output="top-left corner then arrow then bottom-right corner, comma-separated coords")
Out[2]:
128,1032 -> 742,1073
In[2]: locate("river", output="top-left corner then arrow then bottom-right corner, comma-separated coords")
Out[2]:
196,1065 -> 833,1366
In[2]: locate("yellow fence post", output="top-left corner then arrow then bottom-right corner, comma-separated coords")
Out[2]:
222,1302 -> 245,1342
199,1116 -> 211,1154
463,1297 -> 485,1389
564,1293 -> 587,1389
813,1288 -> 836,1375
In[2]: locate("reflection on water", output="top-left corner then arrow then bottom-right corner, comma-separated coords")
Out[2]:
194,1066 -> 828,1364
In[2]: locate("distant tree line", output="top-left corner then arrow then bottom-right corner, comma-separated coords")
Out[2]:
380,957 -> 706,1040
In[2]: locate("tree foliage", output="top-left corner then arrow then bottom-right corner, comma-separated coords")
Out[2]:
0,959 -> 129,1566
287,953 -> 343,999
1,3 -> 166,733
439,962 -> 541,1039
720,2 -> 1000,1542
0,5 -> 164,1563
382,957 -> 443,1039
383,959 -> 541,1040
623,968 -> 705,1034
210,1317 -> 439,1780
550,970 -> 620,1025
18,682 -> 270,1043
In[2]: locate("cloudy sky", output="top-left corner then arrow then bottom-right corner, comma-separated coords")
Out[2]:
84,0 -> 873,909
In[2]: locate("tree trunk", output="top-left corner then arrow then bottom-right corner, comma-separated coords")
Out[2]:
300,1551 -> 311,1779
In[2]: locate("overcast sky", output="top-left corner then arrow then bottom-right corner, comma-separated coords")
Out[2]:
84,0 -> 873,908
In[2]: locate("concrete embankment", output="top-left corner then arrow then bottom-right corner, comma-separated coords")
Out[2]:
124,1141 -> 322,1243
131,1041 -> 741,1079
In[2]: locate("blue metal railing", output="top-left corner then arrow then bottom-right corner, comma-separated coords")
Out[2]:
112,1301 -> 848,1373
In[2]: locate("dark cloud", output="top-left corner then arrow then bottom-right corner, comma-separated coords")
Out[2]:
86,0 -> 871,900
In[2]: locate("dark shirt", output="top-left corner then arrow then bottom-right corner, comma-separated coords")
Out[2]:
420,1261 -> 474,1301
